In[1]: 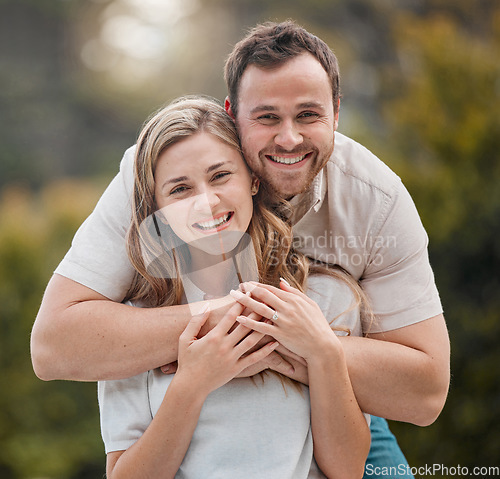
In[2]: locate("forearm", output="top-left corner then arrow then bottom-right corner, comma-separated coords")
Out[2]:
108,374 -> 205,479
33,300 -> 188,381
340,321 -> 450,426
31,275 -> 191,381
309,346 -> 370,479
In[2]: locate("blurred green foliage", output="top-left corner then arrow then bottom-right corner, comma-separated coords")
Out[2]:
1,0 -> 499,477
0,182 -> 107,478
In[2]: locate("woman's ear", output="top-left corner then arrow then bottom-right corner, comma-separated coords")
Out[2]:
251,176 -> 260,196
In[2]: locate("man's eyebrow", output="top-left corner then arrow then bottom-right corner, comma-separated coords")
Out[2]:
249,105 -> 278,115
298,101 -> 326,110
249,102 -> 326,115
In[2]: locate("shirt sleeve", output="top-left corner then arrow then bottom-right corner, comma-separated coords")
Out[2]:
361,180 -> 443,333
98,372 -> 152,454
306,274 -> 362,337
54,146 -> 137,301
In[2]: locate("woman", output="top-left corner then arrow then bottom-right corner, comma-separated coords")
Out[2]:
98,96 -> 370,478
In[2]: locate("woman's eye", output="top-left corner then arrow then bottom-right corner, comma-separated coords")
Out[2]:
212,171 -> 231,181
170,185 -> 189,195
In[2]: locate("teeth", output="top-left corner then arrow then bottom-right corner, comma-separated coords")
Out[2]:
270,155 -> 306,165
196,213 -> 231,230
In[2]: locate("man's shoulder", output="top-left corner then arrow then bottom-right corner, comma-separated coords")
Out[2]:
120,145 -> 137,170
328,132 -> 401,197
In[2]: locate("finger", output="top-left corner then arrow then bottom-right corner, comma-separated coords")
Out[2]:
160,361 -> 178,374
212,300 -> 245,335
238,341 -> 279,371
240,283 -> 289,312
247,310 -> 262,321
235,315 -> 276,336
275,344 -> 307,366
181,304 -> 211,340
227,322 -> 254,345
253,279 -> 311,302
242,281 -> 288,299
230,288 -> 281,320
260,350 -> 295,376
234,329 -> 266,355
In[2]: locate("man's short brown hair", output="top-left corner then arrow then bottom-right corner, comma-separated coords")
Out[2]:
224,20 -> 341,117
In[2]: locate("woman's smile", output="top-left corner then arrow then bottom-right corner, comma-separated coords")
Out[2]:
192,211 -> 234,233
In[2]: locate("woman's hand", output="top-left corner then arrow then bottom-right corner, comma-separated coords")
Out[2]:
176,301 -> 279,397
231,279 -> 341,363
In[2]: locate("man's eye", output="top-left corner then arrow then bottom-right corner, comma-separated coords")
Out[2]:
257,114 -> 279,124
298,112 -> 319,121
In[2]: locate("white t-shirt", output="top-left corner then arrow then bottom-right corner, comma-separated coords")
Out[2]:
55,132 -> 442,332
98,275 -> 367,478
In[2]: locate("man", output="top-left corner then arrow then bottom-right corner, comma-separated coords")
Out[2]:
32,21 -> 449,477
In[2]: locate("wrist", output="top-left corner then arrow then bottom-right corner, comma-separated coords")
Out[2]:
169,371 -> 209,406
306,333 -> 345,369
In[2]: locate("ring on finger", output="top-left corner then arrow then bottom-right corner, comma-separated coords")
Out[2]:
271,310 -> 279,322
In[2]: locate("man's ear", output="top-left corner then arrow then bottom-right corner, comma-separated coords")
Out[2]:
224,96 -> 235,120
333,99 -> 340,131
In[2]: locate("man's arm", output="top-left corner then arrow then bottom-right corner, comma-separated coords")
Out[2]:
31,274 -> 189,381
31,274 -> 235,381
264,314 -> 449,426
339,313 -> 450,426
31,275 -> 294,382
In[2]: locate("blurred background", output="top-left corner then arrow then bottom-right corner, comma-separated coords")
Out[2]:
0,0 -> 499,477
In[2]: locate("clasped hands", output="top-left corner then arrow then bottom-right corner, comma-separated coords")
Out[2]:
162,279 -> 341,386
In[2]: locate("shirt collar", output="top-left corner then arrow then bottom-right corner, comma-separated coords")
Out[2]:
288,167 -> 327,225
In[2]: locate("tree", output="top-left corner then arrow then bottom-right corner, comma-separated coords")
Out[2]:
379,5 -> 500,468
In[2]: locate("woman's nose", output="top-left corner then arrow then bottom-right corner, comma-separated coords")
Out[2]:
193,190 -> 220,214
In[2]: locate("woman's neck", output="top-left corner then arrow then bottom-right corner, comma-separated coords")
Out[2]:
187,247 -> 239,298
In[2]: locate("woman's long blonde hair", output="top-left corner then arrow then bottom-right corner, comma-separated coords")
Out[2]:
125,95 -> 371,345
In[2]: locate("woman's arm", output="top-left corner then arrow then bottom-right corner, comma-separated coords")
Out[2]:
106,303 -> 279,479
307,337 -> 370,479
231,281 -> 449,426
234,280 -> 370,478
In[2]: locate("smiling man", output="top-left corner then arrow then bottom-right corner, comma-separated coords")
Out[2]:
31,20 -> 449,479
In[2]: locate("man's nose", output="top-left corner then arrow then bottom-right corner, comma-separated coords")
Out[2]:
274,119 -> 303,150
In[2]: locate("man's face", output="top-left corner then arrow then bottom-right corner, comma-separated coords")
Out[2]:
230,53 -> 339,199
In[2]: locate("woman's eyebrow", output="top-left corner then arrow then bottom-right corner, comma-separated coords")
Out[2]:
164,175 -> 188,186
206,162 -> 227,174
161,162 -> 228,190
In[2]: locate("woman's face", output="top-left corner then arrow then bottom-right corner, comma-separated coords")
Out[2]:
154,132 -> 254,255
